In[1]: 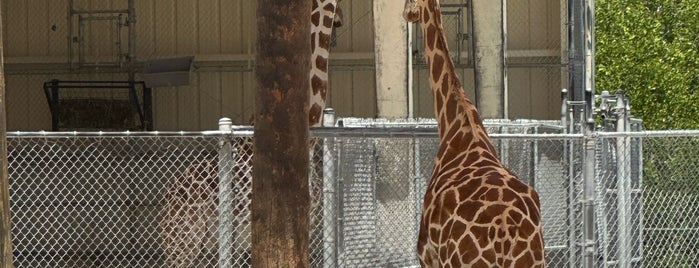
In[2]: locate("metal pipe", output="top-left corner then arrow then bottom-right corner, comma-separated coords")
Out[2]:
217,118 -> 234,268
407,20 -> 414,119
68,0 -> 74,69
127,0 -> 136,63
583,0 -> 596,124
561,89 -> 568,131
321,109 -> 337,268
582,121 -> 596,268
78,15 -> 85,66
615,91 -> 631,268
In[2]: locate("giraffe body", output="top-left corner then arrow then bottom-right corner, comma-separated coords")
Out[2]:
159,1 -> 342,266
403,0 -> 545,267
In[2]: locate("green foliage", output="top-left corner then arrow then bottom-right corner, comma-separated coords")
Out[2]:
596,0 -> 699,129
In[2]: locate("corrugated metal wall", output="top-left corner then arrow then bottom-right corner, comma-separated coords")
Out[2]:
2,0 -> 563,131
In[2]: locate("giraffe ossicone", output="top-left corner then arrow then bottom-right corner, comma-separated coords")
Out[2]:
404,0 -> 546,267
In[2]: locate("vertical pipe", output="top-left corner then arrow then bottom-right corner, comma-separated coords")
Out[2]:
561,88 -> 577,268
583,0 -> 595,124
501,0 -> 509,119
582,122 -> 596,268
217,118 -> 234,268
561,89 -> 569,129
582,0 -> 596,265
407,22 -> 414,119
78,15 -> 85,66
127,0 -> 136,63
68,0 -> 74,69
321,109 -> 337,268
615,91 -> 630,268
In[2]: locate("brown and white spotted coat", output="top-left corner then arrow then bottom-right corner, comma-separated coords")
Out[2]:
159,1 -> 343,267
404,0 -> 546,267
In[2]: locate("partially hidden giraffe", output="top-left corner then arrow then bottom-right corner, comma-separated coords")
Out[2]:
403,0 -> 546,267
158,1 -> 343,267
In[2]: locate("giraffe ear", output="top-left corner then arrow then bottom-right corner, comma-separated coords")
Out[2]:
333,6 -> 344,28
403,0 -> 420,22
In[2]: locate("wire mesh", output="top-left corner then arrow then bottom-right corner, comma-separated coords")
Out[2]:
8,126 -> 699,267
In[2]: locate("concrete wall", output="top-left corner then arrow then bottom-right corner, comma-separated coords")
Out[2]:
2,0 -> 563,131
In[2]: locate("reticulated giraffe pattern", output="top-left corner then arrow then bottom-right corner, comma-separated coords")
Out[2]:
159,137 -> 253,267
403,0 -> 546,267
158,1 -> 343,267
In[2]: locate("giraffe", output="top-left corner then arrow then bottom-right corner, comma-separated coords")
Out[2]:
159,1 -> 343,267
403,0 -> 546,267
159,137 -> 253,267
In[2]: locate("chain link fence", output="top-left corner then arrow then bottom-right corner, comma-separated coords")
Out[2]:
7,121 -> 699,267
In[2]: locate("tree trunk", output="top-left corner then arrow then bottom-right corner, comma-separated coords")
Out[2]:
252,0 -> 311,267
0,1 -> 14,266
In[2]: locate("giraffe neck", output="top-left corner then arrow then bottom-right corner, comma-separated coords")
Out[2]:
416,1 -> 498,161
309,0 -> 340,127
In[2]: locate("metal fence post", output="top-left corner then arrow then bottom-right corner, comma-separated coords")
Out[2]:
582,125 -> 596,268
321,108 -> 337,268
582,86 -> 597,268
217,118 -> 234,268
615,91 -> 631,268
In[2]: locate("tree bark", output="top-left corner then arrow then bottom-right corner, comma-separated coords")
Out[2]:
252,0 -> 311,267
0,1 -> 14,266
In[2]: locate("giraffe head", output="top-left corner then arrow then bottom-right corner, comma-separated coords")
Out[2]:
333,1 -> 344,28
403,0 -> 422,23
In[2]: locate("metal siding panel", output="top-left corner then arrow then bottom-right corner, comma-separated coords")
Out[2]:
241,1 -> 256,55
199,72 -> 222,129
154,0 -> 176,56
333,1 -> 352,52
175,0 -> 197,54
352,70 -> 376,117
6,75 -> 51,131
26,0 -> 49,57
177,73 -> 201,130
221,72 -> 247,124
241,71 -> 255,123
548,0 -> 562,49
507,68 -> 532,118
460,68 -> 476,101
198,0 -> 221,54
220,0 -> 242,54
529,0 -> 548,49
350,0 -> 373,52
328,70 -> 353,117
153,85 -> 178,130
87,0 -> 114,61
414,68 -> 433,118
532,68 -> 561,120
135,0 -> 157,59
48,0 -> 68,57
506,0 -> 530,50
6,0 -> 28,56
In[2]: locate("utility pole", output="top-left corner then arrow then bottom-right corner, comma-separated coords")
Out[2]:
252,0 -> 311,267
0,1 -> 14,266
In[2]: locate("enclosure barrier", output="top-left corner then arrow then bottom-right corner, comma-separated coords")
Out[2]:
6,123 -> 699,267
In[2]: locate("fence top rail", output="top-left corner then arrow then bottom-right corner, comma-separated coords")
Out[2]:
6,130 -> 226,137
7,127 -> 583,139
595,130 -> 699,138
